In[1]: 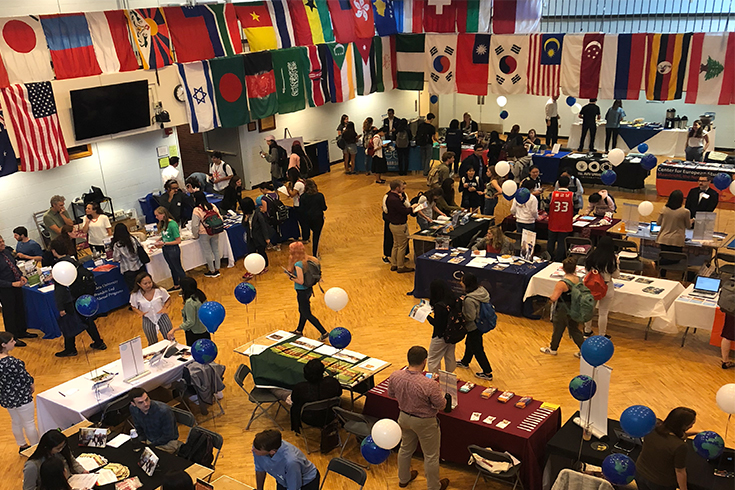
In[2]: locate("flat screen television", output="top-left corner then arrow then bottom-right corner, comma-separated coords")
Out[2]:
70,80 -> 150,140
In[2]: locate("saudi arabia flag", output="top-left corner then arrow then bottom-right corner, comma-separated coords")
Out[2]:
271,47 -> 309,114
395,34 -> 425,91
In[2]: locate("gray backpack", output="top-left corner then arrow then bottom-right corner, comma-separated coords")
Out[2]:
719,278 -> 735,315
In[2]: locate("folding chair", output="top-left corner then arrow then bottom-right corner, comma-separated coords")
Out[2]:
715,250 -> 735,280
300,396 -> 342,454
234,364 -> 288,430
96,395 -> 131,430
565,237 -> 592,264
319,457 -> 368,490
613,239 -> 643,273
187,426 -> 223,480
171,406 -> 197,445
332,407 -> 378,466
505,231 -> 522,255
657,251 -> 688,281
467,445 -> 523,490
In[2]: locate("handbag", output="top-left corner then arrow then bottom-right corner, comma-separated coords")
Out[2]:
320,419 -> 341,453
135,238 -> 150,265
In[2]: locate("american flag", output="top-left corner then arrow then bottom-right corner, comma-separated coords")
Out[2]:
1,82 -> 68,172
527,33 -> 564,97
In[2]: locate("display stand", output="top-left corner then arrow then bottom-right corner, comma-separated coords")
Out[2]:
438,370 -> 458,409
692,212 -> 716,241
120,337 -> 149,383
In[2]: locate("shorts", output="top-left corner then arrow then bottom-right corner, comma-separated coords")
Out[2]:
345,143 -> 357,155
722,313 -> 735,341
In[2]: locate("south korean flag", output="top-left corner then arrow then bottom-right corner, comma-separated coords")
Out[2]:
426,34 -> 457,95
490,35 -> 530,95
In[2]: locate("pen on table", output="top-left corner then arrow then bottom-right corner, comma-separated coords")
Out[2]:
59,391 -> 65,397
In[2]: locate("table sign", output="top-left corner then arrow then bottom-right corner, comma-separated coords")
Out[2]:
120,337 -> 148,383
438,370 -> 458,409
551,143 -> 561,154
578,360 -> 612,438
521,229 -> 536,262
621,203 -> 639,232
692,212 -> 716,241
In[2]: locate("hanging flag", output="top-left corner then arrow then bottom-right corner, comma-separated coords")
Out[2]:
425,34 -> 456,94
126,8 -> 173,70
645,33 -> 692,101
492,0 -> 542,34
354,38 -> 379,95
177,61 -> 220,134
560,33 -> 604,99
489,35 -> 529,95
598,33 -> 647,100
0,56 -> 9,88
305,44 -> 330,106
40,14 -> 101,80
85,11 -> 139,73
376,35 -> 396,91
325,42 -> 356,102
244,51 -> 278,119
456,0 -> 492,33
423,0 -> 457,33
164,5 -> 240,64
289,0 -> 334,46
394,0 -> 423,34
395,33 -> 424,90
372,0 -> 398,36
1,82 -> 68,172
327,0 -> 357,44
0,111 -> 18,179
351,0 -> 375,39
0,17 -> 54,85
235,2 -> 276,52
527,33 -> 563,97
456,33 -> 490,95
272,47 -> 309,113
210,56 -> 249,128
685,32 -> 735,105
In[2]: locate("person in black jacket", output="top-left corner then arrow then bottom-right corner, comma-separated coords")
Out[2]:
458,143 -> 485,180
444,119 -> 463,175
49,237 -> 106,358
241,197 -> 274,280
300,179 -> 327,258
426,280 -> 458,373
0,236 -> 33,346
290,359 -> 342,433
219,176 -> 243,214
158,179 -> 194,226
685,175 -> 719,220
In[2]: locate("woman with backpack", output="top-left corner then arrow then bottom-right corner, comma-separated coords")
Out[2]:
153,207 -> 186,291
456,273 -> 494,380
191,192 -> 223,279
289,141 -> 312,178
426,280 -> 458,373
287,242 -> 328,340
241,197 -> 273,281
130,271 -> 173,346
300,179 -> 327,258
540,257 -> 586,356
111,223 -> 147,292
167,277 -> 210,346
286,167 -> 309,243
584,236 -> 620,337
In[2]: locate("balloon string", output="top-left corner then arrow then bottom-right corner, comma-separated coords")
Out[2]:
726,414 -> 731,444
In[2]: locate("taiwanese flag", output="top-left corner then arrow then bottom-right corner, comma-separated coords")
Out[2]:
243,51 -> 278,120
40,14 -> 101,79
210,56 -> 249,128
645,33 -> 692,101
423,0 -> 457,33
327,0 -> 357,44
456,34 -> 490,95
164,5 -> 240,63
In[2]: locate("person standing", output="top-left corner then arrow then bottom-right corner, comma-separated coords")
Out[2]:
220,176 -> 243,214
584,237 -> 620,337
427,152 -> 452,189
209,151 -> 234,194
286,168 -> 309,242
656,190 -> 692,277
81,202 -> 112,255
111,224 -> 147,293
458,144 -> 485,180
685,175 -> 719,219
386,180 -> 415,273
290,141 -> 312,178
167,277 -> 211,346
540,257 -> 585,356
191,191 -> 223,278
371,127 -> 388,184
444,120 -> 463,174
555,168 -> 584,214
43,195 -> 74,242
129,271 -> 173,346
426,280 -> 457,373
300,180 -> 327,258
260,135 -> 286,187
0,235 -> 33,346
12,227 -> 44,262
241,197 -> 273,280
483,165 -> 503,216
685,119 -> 709,162
161,156 -> 185,190
577,99 -> 601,152
415,189 -> 446,230
545,95 -> 560,146
394,118 -> 412,176
520,165 -> 543,199
154,207 -> 187,291
158,179 -> 193,226
252,429 -> 320,490
511,180 -> 539,233
604,100 -> 626,151
416,113 -> 437,176
383,108 -> 398,140
287,242 -> 328,340
387,346 -> 450,490
459,167 -> 483,212
585,190 -> 616,216
361,117 -> 377,175
720,312 -> 735,369
456,273 -> 494,380
547,174 -> 575,262
0,332 -> 38,452
341,122 -> 358,175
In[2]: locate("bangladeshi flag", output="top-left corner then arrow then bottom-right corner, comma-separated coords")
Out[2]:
210,56 -> 249,128
244,51 -> 278,119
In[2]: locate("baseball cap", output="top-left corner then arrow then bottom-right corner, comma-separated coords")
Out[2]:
265,135 -> 275,142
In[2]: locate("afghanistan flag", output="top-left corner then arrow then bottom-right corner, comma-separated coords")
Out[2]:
271,47 -> 309,114
395,33 -> 424,91
244,51 -> 278,119
645,33 -> 692,101
210,56 -> 249,128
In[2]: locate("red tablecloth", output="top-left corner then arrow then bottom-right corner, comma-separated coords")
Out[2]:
460,147 -> 489,164
501,215 -> 622,240
363,377 -> 561,490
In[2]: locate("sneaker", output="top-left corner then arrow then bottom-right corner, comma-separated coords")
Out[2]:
390,266 -> 398,271
399,470 -> 419,488
167,286 -> 181,292
204,270 -> 220,278
18,445 -> 30,454
475,372 -> 493,381
455,361 -> 469,369
242,272 -> 254,281
583,329 -> 593,337
14,339 -> 27,347
382,256 -> 390,263
90,342 -> 107,351
540,347 -> 558,356
722,361 -> 735,369
439,478 -> 450,490
574,351 -> 581,358
604,334 -> 611,339
55,350 -> 78,358
397,267 -> 415,273
17,332 -> 38,339
259,267 -> 268,275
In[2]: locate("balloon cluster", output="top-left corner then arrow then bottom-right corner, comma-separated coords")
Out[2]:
360,418 -> 402,464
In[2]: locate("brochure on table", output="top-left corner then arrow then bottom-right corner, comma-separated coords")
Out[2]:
521,229 -> 536,262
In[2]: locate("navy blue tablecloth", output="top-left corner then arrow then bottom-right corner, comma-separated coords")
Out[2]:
23,261 -> 130,339
617,125 -> 663,149
413,251 -> 549,317
531,151 -> 571,183
224,210 -> 301,261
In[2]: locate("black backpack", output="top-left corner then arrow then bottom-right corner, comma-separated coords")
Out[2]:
68,261 -> 97,299
443,300 -> 467,344
264,194 -> 289,224
276,145 -> 289,176
178,429 -> 214,467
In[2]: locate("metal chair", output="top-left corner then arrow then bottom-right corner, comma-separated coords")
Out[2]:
96,395 -> 131,429
612,239 -> 643,273
187,426 -> 223,479
32,210 -> 51,250
234,364 -> 288,430
467,445 -> 524,490
170,379 -> 197,416
332,407 -> 378,465
319,457 -> 368,490
505,231 -> 522,255
657,252 -> 689,281
300,396 -> 342,454
171,406 -> 197,443
716,251 -> 735,280
565,237 -> 592,264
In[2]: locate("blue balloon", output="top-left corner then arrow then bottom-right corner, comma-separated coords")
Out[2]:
620,405 -> 657,438
693,431 -> 725,460
581,335 -> 614,367
514,188 -> 531,204
713,172 -> 732,191
329,327 -> 352,349
234,282 -> 257,305
640,153 -> 658,171
569,375 -> 597,401
75,294 -> 99,317
637,143 -> 649,153
191,339 -> 218,364
602,453 -> 636,485
198,301 -> 225,333
600,169 -> 617,185
360,436 -> 390,464
499,110 -> 509,120
566,96 -> 576,107
503,191 -> 516,201
429,95 -> 439,104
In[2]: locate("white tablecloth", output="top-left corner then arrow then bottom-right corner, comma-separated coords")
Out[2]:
524,263 -> 685,333
673,285 -> 718,332
36,341 -> 191,433
145,235 -> 235,283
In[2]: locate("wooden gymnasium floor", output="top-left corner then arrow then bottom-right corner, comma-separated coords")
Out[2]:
2,154 -> 734,490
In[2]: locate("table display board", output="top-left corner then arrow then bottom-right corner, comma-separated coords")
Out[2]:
656,161 -> 735,203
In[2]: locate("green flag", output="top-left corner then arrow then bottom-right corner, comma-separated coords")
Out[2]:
396,34 -> 425,91
210,56 -> 249,128
271,47 -> 309,114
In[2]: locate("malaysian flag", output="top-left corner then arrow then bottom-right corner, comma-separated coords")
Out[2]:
527,33 -> 563,97
1,82 -> 68,172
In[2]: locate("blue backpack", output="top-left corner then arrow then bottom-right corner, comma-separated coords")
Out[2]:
475,301 -> 497,334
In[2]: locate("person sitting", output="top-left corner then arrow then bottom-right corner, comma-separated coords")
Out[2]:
128,387 -> 181,453
38,456 -> 72,490
586,190 -> 616,217
12,227 -> 43,262
685,175 -> 719,220
555,167 -> 584,214
471,226 -> 513,255
252,429 -> 320,490
436,178 -> 462,215
23,430 -> 85,490
523,129 -> 541,150
460,112 -> 479,143
290,359 -> 342,433
503,125 -> 524,156
458,143 -> 485,180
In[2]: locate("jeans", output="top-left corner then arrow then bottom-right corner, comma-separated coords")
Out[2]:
383,217 -> 393,257
547,230 -> 570,262
7,401 -> 38,447
579,124 -> 597,151
296,288 -> 326,335
277,470 -> 320,490
585,283 -> 614,336
309,219 -> 324,257
516,222 -> 536,233
294,206 -> 311,241
255,245 -> 269,267
397,413 -> 442,490
483,197 -> 498,216
162,244 -> 187,286
427,336 -> 456,372
550,304 -> 584,351
461,329 -> 493,373
389,223 -> 409,268
546,117 -> 558,146
0,287 -> 28,337
605,127 -> 619,151
685,146 -> 703,162
397,147 -> 410,175
198,233 -> 220,273
420,144 -> 433,176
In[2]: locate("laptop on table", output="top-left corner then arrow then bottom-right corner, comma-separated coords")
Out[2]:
689,276 -> 721,299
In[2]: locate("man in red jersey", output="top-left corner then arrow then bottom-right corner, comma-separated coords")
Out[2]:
547,174 -> 575,262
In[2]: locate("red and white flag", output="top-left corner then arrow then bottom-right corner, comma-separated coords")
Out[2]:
352,0 -> 375,39
85,11 -> 139,73
527,33 -> 563,97
379,36 -> 396,91
561,33 -> 604,98
1,82 -> 68,172
492,0 -> 542,34
423,0 -> 457,33
685,32 -> 735,105
0,17 -> 54,85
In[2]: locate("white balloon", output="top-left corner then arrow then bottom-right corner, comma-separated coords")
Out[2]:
324,287 -> 349,312
716,383 -> 735,414
730,180 -> 735,195
371,418 -> 402,450
608,148 -> 626,166
496,96 -> 507,108
495,161 -> 510,177
502,180 -> 518,196
570,103 -> 582,115
637,201 -> 654,217
52,261 -> 77,287
243,253 -> 266,275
